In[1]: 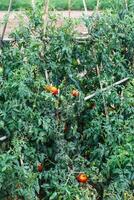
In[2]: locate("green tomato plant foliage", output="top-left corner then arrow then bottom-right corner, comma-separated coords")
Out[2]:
0,1 -> 134,200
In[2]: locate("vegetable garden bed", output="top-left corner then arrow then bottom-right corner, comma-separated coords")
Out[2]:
0,1 -> 134,200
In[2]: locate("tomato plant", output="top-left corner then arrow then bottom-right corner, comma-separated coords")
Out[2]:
0,1 -> 134,199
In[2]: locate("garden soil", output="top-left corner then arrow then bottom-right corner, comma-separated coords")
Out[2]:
0,11 -> 93,38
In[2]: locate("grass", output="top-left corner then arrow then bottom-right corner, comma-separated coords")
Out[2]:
0,0 -> 31,10
0,0 -> 133,11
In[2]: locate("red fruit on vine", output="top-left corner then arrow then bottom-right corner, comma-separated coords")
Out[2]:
71,90 -> 79,97
76,173 -> 88,183
45,85 -> 59,95
51,86 -> 59,95
37,163 -> 43,172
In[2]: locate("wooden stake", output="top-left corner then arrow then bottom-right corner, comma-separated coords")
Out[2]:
84,78 -> 129,101
82,0 -> 88,15
0,0 -> 13,46
43,0 -> 50,35
96,64 -> 109,119
96,0 -> 100,12
32,0 -> 35,10
124,0 -> 128,10
68,0 -> 71,18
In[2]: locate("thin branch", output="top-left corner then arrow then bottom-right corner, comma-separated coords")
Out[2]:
84,77 -> 129,101
45,70 -> 50,84
65,170 -> 74,185
0,0 -> 13,46
19,155 -> 24,166
0,136 -> 7,141
120,90 -> 124,106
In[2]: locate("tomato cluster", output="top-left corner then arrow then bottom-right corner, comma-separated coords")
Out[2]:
45,85 -> 79,97
45,85 -> 59,95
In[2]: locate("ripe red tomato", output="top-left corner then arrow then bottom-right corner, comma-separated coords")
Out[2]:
71,90 -> 79,97
76,173 -> 88,183
51,86 -> 59,95
37,163 -> 43,172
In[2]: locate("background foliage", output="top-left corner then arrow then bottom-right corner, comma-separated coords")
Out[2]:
0,0 -> 134,11
0,1 -> 134,199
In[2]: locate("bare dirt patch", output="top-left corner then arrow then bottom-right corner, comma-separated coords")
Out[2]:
0,11 -> 93,38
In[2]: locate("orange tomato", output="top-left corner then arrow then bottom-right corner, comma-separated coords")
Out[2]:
37,163 -> 43,172
45,85 -> 59,95
50,86 -> 59,95
71,90 -> 79,97
76,173 -> 88,183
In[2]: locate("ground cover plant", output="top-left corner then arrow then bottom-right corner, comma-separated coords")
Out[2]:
0,0 -> 134,11
0,1 -> 134,199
